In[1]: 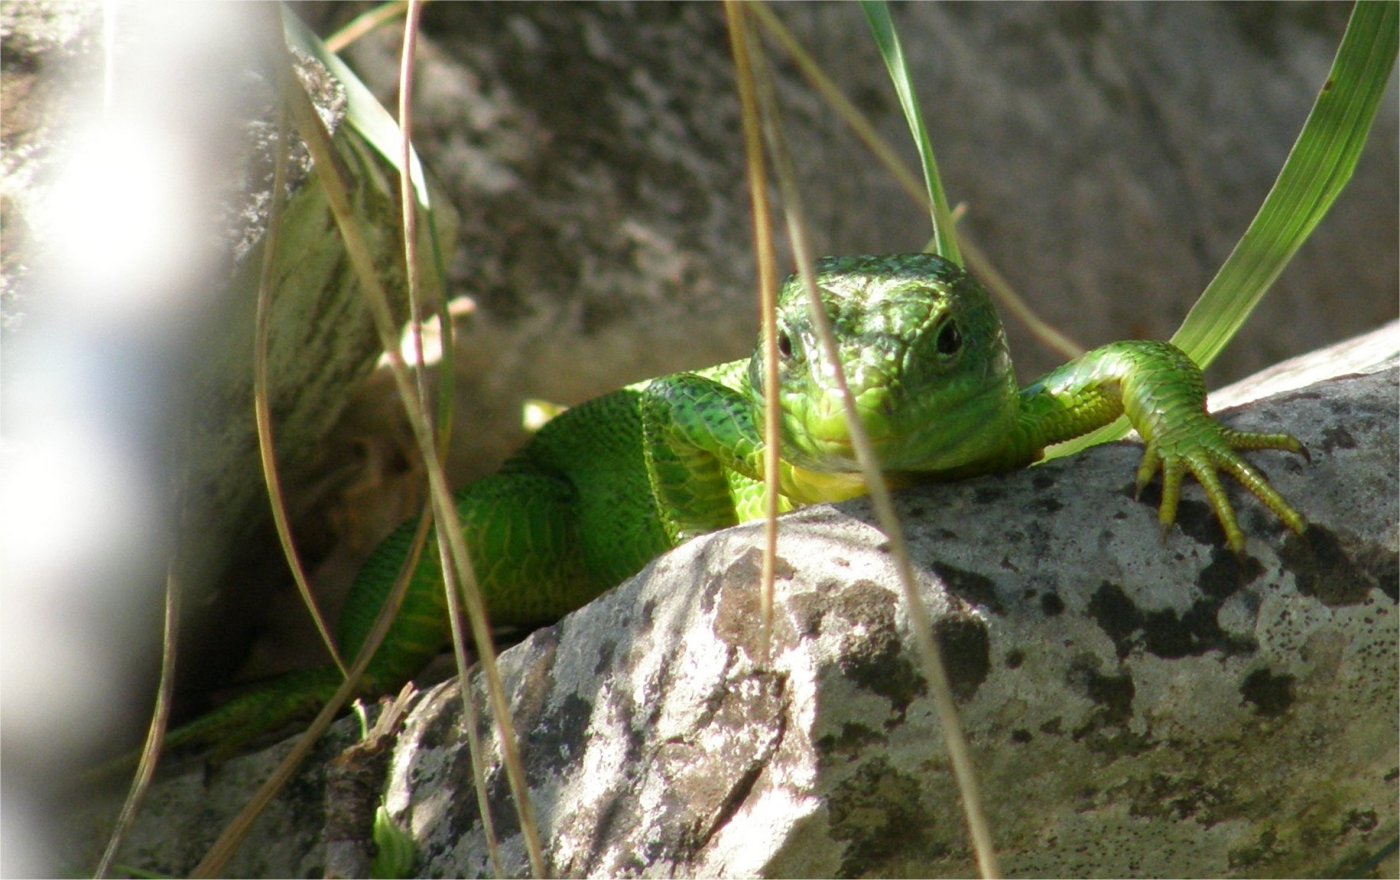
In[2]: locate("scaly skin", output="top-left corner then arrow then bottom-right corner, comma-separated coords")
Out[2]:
157,253 -> 1306,757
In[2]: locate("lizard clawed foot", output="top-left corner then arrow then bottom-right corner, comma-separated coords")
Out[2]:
1134,418 -> 1307,553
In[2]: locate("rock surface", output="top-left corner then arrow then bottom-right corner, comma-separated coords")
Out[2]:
74,343 -> 1398,877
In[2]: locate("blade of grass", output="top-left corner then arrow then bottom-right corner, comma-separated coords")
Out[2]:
854,5 -> 1011,874
253,100 -> 348,679
1175,0 -> 1397,367
723,1 -> 782,664
289,16 -> 548,874
92,476 -> 185,878
324,1 -> 409,55
747,1 -> 1083,361
859,0 -> 961,265
1048,0 -> 1397,459
749,24 -> 1001,880
284,8 -> 431,209
396,2 -> 505,874
195,10 -> 543,875
191,507 -> 433,878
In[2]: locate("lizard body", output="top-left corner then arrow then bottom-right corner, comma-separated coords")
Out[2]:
162,253 -> 1306,755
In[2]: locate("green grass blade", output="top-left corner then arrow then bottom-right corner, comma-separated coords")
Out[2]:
860,0 -> 962,265
282,6 -> 433,209
1174,0 -> 1398,368
1049,0 -> 1397,459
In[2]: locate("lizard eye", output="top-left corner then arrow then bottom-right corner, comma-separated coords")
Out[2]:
935,319 -> 962,357
776,329 -> 794,360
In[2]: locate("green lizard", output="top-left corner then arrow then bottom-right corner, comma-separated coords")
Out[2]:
162,253 -> 1306,755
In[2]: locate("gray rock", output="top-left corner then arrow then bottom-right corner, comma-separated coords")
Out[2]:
75,339 -> 1398,877
389,370 -> 1398,878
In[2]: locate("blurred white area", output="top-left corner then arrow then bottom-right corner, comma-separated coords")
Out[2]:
29,118 -> 206,319
380,296 -> 477,369
1,1 -> 264,873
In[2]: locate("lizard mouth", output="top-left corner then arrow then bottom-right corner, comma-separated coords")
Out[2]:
789,389 -> 895,471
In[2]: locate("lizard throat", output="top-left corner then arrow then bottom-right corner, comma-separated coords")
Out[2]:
782,464 -> 870,505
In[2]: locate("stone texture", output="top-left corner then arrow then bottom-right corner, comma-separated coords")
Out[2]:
386,373 -> 1398,879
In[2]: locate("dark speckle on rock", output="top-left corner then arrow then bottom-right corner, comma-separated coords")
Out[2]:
1136,480 -> 1162,508
594,638 -> 616,676
1082,667 -> 1135,723
1175,497 -> 1226,546
1124,773 -> 1234,824
1142,602 -> 1250,659
529,692 -> 595,782
1068,669 -> 1155,754
974,486 -> 1006,504
1340,808 -> 1379,834
828,757 -> 945,876
831,582 -> 928,716
1197,549 -> 1263,599
1088,581 -> 1255,660
1282,525 -> 1398,606
1239,668 -> 1295,717
1136,480 -> 1235,546
1318,424 -> 1357,454
788,592 -> 825,638
1087,582 -> 1143,659
815,721 -> 883,761
935,617 -> 991,702
929,561 -> 1004,615
1067,655 -> 1142,748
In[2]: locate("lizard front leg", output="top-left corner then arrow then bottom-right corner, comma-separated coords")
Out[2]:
1016,340 -> 1307,552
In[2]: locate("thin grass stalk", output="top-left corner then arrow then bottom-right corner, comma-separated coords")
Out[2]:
191,509 -> 433,878
290,18 -> 548,874
396,1 -> 431,416
195,12 -> 542,872
395,2 -> 506,872
723,1 -> 782,663
748,33 -> 1001,880
1048,0 -> 1398,461
253,104 -> 347,678
747,2 -> 1081,360
324,1 -> 408,54
953,235 -> 1083,359
441,573 -> 505,878
859,1 -> 960,265
92,472 -> 185,878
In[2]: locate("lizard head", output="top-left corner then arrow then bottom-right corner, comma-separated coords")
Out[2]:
749,253 -> 1020,477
